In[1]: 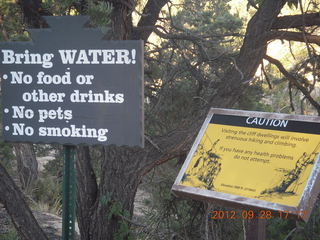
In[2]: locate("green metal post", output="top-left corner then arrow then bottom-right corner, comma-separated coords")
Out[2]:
62,145 -> 76,240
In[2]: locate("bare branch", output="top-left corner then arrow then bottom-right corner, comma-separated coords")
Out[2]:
288,82 -> 295,111
267,30 -> 320,45
284,227 -> 297,240
145,135 -> 163,153
298,0 -> 313,58
261,61 -> 272,89
272,13 -> 320,29
247,0 -> 259,10
264,55 -> 320,114
131,0 -> 170,41
134,25 -> 242,41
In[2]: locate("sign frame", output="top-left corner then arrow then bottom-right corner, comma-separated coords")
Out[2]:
172,108 -> 320,222
0,16 -> 144,147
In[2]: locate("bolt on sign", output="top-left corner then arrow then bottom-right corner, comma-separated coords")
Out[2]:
172,108 -> 320,221
0,16 -> 144,146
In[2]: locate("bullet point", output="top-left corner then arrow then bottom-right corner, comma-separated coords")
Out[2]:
4,108 -> 9,113
2,74 -> 8,80
4,126 -> 9,131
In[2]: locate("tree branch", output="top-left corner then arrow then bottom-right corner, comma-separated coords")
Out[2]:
138,0 -> 291,176
0,163 -> 48,240
272,13 -> 320,29
267,30 -> 320,45
135,25 -> 243,41
17,0 -> 51,28
131,0 -> 170,41
207,0 -> 287,107
247,0 -> 259,10
264,55 -> 320,115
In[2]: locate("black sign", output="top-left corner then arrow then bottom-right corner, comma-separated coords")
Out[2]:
0,16 -> 144,146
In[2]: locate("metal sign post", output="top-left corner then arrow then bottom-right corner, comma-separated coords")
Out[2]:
62,145 -> 76,240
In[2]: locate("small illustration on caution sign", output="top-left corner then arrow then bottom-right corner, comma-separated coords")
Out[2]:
172,108 -> 320,222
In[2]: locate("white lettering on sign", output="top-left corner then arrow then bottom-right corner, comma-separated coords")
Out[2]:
58,49 -> 135,65
12,123 -> 34,136
38,107 -> 72,123
1,50 -> 54,68
10,71 -> 33,84
0,39 -> 142,146
37,71 -> 71,85
12,106 -> 34,119
22,90 -> 66,102
246,117 -> 288,128
70,90 -> 124,103
38,124 -> 108,142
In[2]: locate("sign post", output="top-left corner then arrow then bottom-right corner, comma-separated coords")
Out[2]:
62,145 -> 76,240
247,214 -> 266,240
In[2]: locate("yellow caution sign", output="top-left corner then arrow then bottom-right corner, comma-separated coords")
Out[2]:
173,109 -> 320,219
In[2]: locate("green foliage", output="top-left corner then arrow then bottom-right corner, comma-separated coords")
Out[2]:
42,0 -> 81,15
109,202 -> 124,220
99,192 -> 133,239
267,198 -> 320,240
100,192 -> 113,206
34,144 -> 55,157
236,83 -> 273,112
100,197 -> 133,240
42,0 -> 113,33
174,0 -> 242,35
42,154 -> 63,177
137,159 -> 243,239
0,92 -> 14,171
114,221 -> 133,240
0,141 -> 14,170
87,1 -> 112,33
32,176 -> 62,215
267,218 -> 295,239
145,0 -> 244,136
31,149 -> 63,214
0,2 -> 29,41
0,229 -> 20,240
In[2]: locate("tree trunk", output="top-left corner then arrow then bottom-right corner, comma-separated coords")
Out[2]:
89,146 -> 144,239
76,146 -> 98,239
209,0 -> 287,108
17,0 -> 50,28
0,162 -> 48,240
76,2 -> 142,239
14,0 -> 44,191
76,1 -> 290,239
13,143 -> 38,190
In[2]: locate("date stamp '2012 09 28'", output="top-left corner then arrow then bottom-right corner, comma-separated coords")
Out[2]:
210,210 -> 307,220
